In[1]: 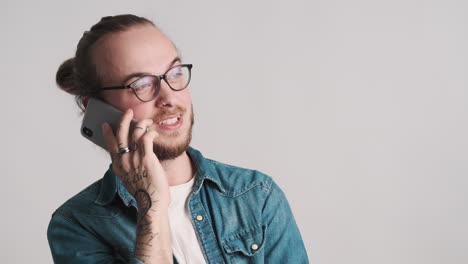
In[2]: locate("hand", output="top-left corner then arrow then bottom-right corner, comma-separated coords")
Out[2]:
102,109 -> 171,208
102,109 -> 173,263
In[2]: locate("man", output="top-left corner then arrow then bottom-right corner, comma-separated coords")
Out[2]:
48,14 -> 309,264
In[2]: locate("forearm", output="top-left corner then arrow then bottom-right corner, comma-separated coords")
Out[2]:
135,202 -> 172,264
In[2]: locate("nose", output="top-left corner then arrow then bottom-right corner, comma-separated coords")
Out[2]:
154,79 -> 176,108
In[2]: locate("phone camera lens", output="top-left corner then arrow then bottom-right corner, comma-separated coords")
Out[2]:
82,127 -> 93,137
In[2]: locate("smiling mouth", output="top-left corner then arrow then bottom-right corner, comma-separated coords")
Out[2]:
158,116 -> 180,125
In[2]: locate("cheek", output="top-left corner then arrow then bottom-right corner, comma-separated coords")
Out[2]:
181,89 -> 192,106
101,91 -> 128,109
131,103 -> 155,120
101,94 -> 123,111
101,91 -> 148,116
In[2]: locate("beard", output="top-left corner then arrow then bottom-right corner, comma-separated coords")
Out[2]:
153,105 -> 194,161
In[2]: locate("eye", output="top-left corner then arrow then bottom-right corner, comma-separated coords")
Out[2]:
166,67 -> 184,81
136,83 -> 151,89
131,76 -> 156,93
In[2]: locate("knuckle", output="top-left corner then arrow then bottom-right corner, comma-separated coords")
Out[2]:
132,155 -> 141,166
135,119 -> 146,126
120,161 -> 132,173
139,159 -> 148,170
130,141 -> 138,152
140,133 -> 150,143
142,156 -> 153,166
132,130 -> 140,141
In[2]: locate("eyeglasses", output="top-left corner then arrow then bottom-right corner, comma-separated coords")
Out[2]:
101,64 -> 193,102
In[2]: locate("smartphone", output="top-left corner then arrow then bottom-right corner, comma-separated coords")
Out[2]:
81,98 -> 135,150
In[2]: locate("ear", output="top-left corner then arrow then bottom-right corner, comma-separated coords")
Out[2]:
82,96 -> 89,109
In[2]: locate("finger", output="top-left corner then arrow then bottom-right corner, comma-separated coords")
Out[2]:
142,126 -> 159,161
103,122 -> 126,178
117,109 -> 134,172
131,119 -> 154,169
102,122 -> 118,156
132,119 -> 154,148
117,109 -> 133,148
141,127 -> 170,194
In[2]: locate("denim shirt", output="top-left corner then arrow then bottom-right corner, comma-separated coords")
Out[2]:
47,147 -> 309,263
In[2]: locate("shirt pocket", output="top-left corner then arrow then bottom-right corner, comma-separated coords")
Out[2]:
222,225 -> 267,263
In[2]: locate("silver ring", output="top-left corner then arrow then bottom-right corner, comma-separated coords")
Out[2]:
118,147 -> 131,155
135,126 -> 150,132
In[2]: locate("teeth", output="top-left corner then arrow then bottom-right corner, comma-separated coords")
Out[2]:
159,116 -> 179,125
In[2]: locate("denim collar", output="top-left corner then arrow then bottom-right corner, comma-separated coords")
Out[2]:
94,146 -> 226,206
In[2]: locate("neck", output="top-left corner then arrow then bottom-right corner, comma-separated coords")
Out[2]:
160,151 -> 194,186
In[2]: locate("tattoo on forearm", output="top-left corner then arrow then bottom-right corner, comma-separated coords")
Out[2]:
134,188 -> 160,259
135,189 -> 152,220
136,220 -> 159,249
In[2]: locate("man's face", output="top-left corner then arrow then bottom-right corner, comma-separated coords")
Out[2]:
93,24 -> 193,160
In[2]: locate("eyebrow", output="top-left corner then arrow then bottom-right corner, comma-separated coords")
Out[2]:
121,56 -> 181,84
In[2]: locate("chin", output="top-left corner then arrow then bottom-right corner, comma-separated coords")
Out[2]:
153,106 -> 194,161
153,127 -> 192,161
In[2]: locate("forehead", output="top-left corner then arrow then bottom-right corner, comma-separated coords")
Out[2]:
92,24 -> 178,83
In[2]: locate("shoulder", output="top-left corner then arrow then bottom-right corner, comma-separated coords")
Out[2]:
204,158 -> 274,196
50,178 -> 112,224
189,146 -> 276,196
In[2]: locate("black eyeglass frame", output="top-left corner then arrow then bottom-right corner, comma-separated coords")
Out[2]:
101,64 -> 193,102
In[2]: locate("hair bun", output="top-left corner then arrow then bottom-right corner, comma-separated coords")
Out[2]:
56,58 -> 79,95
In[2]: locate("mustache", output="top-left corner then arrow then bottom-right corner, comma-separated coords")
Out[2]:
153,105 -> 186,121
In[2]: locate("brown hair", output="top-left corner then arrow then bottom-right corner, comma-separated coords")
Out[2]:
56,14 -> 155,111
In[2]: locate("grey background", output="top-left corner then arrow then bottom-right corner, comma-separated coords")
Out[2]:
2,0 -> 467,263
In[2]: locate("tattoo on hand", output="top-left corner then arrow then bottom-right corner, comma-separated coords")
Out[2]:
124,170 -> 148,185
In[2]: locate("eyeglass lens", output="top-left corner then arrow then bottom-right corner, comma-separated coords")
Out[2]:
131,65 -> 191,102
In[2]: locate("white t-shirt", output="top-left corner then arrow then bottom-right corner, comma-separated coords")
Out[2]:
168,176 -> 207,264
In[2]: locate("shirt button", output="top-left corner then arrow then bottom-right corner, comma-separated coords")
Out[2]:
196,215 -> 203,221
251,243 -> 259,250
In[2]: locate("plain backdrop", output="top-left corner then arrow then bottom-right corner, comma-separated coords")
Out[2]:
2,0 -> 467,263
